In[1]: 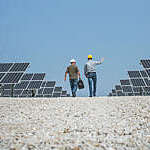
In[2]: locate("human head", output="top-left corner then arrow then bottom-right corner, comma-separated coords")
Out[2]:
88,54 -> 92,60
70,59 -> 76,65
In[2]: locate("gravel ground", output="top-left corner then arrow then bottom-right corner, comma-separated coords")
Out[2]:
0,97 -> 150,150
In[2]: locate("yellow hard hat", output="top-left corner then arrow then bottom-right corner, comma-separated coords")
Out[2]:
88,55 -> 92,59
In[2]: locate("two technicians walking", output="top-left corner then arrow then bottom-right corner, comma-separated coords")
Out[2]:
64,55 -> 104,97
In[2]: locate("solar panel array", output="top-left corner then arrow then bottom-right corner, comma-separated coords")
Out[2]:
0,63 -> 69,97
108,59 -> 150,96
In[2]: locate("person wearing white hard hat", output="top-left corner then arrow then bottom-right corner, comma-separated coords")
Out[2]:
64,59 -> 81,97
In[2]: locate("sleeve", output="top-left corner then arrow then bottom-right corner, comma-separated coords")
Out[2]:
66,67 -> 69,73
76,66 -> 79,72
84,64 -> 87,75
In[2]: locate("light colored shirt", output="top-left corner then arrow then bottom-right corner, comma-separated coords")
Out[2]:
84,60 -> 101,74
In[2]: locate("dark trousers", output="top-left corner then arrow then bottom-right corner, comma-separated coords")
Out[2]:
69,79 -> 78,97
87,72 -> 97,97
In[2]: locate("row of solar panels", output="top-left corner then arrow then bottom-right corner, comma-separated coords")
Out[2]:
108,59 -> 150,96
0,63 -> 70,97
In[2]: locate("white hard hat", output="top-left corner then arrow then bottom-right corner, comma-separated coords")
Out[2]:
70,59 -> 76,63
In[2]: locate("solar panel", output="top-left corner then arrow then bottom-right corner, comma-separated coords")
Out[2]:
44,95 -> 52,98
2,90 -> 11,97
41,81 -> 46,87
122,86 -> 133,93
45,81 -> 56,88
145,70 -> 150,77
27,81 -> 43,89
53,93 -> 61,97
140,71 -> 148,78
115,85 -> 122,91
61,91 -> 67,97
13,90 -> 23,96
3,84 -> 12,89
116,91 -> 125,96
37,88 -> 44,95
32,73 -> 45,80
133,87 -> 143,93
128,71 -> 141,78
0,73 -> 6,81
143,78 -> 150,86
143,87 -> 150,92
21,73 -> 34,81
9,63 -> 30,72
0,73 -> 23,84
14,81 -> 29,89
127,93 -> 134,96
140,60 -> 150,69
54,87 -> 62,93
62,91 -> 67,95
43,88 -> 54,95
0,63 -> 13,72
108,93 -> 113,96
21,90 -> 33,97
120,80 -> 130,86
130,79 -> 146,87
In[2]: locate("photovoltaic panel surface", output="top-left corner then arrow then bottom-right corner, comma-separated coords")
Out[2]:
0,73 -> 23,84
120,80 -> 130,86
143,87 -> 150,92
144,79 -> 150,86
128,71 -> 141,78
0,63 -> 13,72
115,85 -> 122,91
122,86 -> 133,93
14,81 -> 29,89
54,87 -> 62,93
140,60 -> 150,69
32,73 -> 45,80
116,91 -> 125,96
9,63 -> 30,72
140,71 -> 148,78
0,73 -> 6,81
43,88 -> 54,95
45,81 -> 56,88
27,81 -> 43,89
21,90 -> 32,97
130,79 -> 146,87
145,70 -> 150,77
53,93 -> 61,97
2,90 -> 11,97
133,87 -> 143,93
21,73 -> 34,81
41,81 -> 46,87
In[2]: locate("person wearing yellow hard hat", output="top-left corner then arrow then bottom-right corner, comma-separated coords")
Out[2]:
84,55 -> 104,97
64,59 -> 81,97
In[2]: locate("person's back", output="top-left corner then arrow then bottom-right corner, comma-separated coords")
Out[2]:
64,59 -> 81,97
67,64 -> 79,80
84,55 -> 104,97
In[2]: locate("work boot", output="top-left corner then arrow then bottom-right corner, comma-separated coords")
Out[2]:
72,93 -> 76,97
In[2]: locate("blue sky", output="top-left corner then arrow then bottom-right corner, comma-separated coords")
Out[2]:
0,0 -> 150,96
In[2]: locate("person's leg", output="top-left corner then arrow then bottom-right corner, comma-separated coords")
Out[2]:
88,77 -> 93,97
92,74 -> 97,96
69,80 -> 74,97
72,79 -> 78,97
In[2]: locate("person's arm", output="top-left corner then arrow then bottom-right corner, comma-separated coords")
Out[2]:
76,67 -> 81,79
94,57 -> 105,65
84,64 -> 88,77
77,71 -> 81,79
64,67 -> 69,81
